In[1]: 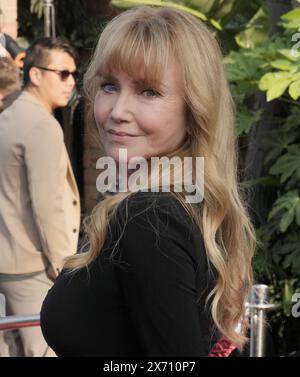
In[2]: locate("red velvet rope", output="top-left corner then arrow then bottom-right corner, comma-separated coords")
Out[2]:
208,335 -> 237,357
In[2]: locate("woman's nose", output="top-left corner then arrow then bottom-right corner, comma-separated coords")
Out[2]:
110,92 -> 133,123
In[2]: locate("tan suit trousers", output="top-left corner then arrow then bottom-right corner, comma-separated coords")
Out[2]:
0,272 -> 56,357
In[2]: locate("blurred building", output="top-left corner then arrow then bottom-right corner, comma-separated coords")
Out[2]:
0,1 -> 17,39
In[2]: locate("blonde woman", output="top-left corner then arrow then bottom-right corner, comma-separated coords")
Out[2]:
41,6 -> 256,357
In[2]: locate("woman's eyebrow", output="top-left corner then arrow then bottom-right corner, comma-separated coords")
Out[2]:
99,74 -> 119,82
99,73 -> 166,91
133,78 -> 166,91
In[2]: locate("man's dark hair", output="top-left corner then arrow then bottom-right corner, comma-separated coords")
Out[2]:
23,37 -> 78,87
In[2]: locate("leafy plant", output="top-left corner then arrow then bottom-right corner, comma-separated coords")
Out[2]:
225,4 -> 300,354
112,0 -> 221,29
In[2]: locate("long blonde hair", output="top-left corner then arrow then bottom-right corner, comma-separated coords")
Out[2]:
65,6 -> 256,350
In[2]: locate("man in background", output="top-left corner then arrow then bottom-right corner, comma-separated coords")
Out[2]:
0,37 -> 81,356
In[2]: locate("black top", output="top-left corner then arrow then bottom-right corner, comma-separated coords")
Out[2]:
40,191 -> 218,357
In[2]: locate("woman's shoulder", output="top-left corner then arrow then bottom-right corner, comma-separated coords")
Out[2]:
115,190 -> 199,234
109,191 -> 205,263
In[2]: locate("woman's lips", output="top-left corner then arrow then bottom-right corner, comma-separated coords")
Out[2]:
106,129 -> 136,143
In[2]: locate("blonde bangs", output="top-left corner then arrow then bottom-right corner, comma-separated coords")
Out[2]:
94,14 -> 173,90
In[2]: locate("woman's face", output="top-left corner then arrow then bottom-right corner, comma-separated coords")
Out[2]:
94,59 -> 187,163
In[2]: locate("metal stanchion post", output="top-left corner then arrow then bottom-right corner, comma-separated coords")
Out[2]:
0,293 -> 6,318
43,0 -> 56,37
0,314 -> 40,331
0,293 -> 40,332
246,284 -> 278,357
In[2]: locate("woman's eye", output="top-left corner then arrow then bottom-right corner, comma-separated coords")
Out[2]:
100,83 -> 117,93
142,89 -> 160,97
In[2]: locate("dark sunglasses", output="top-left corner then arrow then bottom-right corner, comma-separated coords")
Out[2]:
34,66 -> 80,81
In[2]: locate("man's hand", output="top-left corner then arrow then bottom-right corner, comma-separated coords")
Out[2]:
46,265 -> 60,282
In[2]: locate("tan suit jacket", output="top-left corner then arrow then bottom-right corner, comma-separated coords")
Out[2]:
0,91 -> 80,278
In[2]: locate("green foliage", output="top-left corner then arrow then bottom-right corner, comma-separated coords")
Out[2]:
281,8 -> 300,29
30,0 -> 44,18
112,0 -> 207,21
235,7 -> 271,49
268,190 -> 300,232
259,70 -> 300,102
221,1 -> 300,352
18,0 -> 44,41
255,11 -> 300,294
224,48 -> 264,135
112,0 -> 265,43
257,10 -> 300,102
269,146 -> 300,184
111,0 -> 223,30
264,126 -> 299,163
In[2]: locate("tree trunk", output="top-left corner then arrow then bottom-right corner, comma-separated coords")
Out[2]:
86,0 -> 116,19
242,0 -> 292,223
